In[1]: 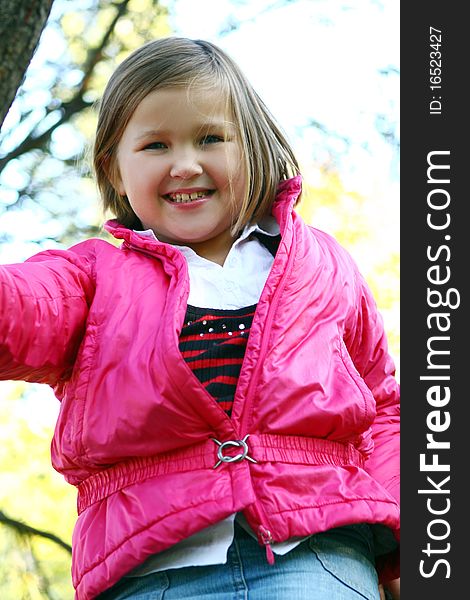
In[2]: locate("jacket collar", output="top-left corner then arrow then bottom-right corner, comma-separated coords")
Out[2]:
273,174 -> 302,206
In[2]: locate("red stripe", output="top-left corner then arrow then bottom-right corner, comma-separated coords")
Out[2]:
191,314 -> 221,323
180,349 -> 206,358
186,358 -> 243,369
203,375 -> 238,385
217,401 -> 234,411
191,311 -> 255,322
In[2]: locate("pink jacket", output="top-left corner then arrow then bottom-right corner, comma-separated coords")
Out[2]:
0,176 -> 399,599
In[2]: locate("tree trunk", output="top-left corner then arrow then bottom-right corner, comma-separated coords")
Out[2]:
0,0 -> 54,130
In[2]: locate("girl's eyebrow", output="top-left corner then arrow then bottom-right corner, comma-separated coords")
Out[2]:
135,121 -> 235,141
135,129 -> 168,141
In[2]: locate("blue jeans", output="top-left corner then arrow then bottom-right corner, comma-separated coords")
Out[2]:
97,522 -> 380,599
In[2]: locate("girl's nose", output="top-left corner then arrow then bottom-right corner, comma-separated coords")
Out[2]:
169,152 -> 203,179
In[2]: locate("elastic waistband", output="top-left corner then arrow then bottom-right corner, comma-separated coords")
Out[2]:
76,434 -> 365,515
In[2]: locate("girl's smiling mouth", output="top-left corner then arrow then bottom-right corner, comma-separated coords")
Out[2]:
164,189 -> 215,204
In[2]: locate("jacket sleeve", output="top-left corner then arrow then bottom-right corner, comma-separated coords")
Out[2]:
0,245 -> 95,386
343,262 -> 400,507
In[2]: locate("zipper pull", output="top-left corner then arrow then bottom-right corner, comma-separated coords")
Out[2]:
258,525 -> 275,565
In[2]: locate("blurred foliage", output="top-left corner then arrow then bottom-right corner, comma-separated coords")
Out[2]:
299,169 -> 400,371
0,0 -> 170,251
0,0 -> 399,597
0,382 -> 75,599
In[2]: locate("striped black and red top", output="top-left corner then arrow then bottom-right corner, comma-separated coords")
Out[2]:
178,304 -> 257,416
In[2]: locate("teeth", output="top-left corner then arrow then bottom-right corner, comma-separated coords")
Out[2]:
167,191 -> 209,203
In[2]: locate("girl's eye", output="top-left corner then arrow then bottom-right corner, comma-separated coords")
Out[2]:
200,135 -> 224,145
144,141 -> 167,150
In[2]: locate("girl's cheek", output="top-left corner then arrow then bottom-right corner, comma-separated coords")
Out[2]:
225,157 -> 241,178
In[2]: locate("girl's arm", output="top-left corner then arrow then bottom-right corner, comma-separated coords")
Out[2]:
0,246 -> 95,386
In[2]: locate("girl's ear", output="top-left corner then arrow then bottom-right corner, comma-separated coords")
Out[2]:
103,154 -> 125,196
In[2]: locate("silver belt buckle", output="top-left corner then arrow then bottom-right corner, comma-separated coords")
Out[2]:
211,434 -> 257,469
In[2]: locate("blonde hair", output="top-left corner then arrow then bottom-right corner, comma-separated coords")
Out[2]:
93,37 -> 301,232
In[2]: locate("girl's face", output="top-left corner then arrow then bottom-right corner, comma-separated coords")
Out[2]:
114,87 -> 246,263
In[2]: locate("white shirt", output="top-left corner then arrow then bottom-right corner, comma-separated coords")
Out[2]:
129,216 -> 306,577
135,215 -> 279,309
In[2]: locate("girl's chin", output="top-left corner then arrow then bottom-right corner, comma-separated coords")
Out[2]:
155,232 -> 218,246
158,228 -> 233,249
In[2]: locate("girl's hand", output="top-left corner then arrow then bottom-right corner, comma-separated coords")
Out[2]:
379,578 -> 400,600
385,578 -> 400,599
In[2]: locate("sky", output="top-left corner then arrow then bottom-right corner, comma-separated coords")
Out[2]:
167,0 -> 399,181
0,0 -> 399,425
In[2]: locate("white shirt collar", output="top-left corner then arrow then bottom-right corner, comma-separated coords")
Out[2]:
134,216 -> 279,307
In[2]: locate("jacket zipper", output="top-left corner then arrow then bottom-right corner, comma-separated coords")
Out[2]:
258,524 -> 275,565
237,227 -> 297,562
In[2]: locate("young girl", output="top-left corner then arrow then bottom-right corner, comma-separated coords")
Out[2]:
0,37 -> 399,600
